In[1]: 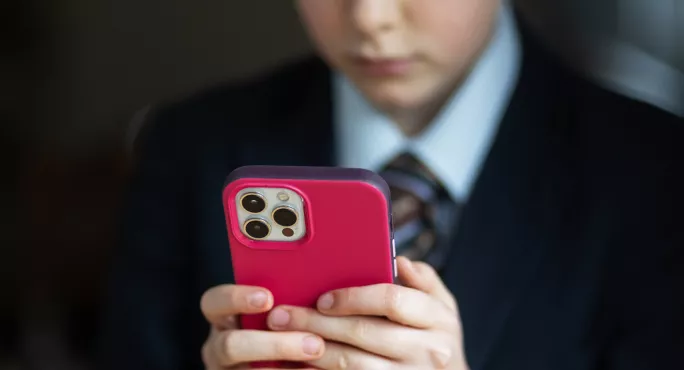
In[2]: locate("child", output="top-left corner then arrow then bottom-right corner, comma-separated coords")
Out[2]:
101,1 -> 683,369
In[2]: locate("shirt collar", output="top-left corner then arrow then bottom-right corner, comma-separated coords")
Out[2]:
334,5 -> 521,201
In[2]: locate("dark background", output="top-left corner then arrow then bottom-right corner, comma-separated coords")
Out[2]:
1,1 -> 681,369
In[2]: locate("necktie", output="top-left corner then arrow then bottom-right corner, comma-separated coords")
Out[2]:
379,153 -> 462,270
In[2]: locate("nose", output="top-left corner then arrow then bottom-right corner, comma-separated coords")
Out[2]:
350,0 -> 403,36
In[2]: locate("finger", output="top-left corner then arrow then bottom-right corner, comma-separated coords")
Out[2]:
397,256 -> 457,311
268,306 -> 418,360
200,284 -> 273,327
316,284 -> 454,329
305,341 -> 394,370
203,329 -> 320,370
210,329 -> 324,367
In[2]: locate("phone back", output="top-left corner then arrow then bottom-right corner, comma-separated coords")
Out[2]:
223,166 -> 395,335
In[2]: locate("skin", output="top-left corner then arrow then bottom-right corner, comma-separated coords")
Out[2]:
297,0 -> 500,135
201,257 -> 466,369
202,0 -> 501,368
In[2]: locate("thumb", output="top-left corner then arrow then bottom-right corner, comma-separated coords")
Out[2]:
396,256 -> 457,311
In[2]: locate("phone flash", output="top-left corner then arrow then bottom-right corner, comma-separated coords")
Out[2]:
277,192 -> 290,202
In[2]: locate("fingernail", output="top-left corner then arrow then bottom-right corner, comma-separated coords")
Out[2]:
302,336 -> 322,355
248,291 -> 268,308
270,308 -> 291,328
317,293 -> 334,310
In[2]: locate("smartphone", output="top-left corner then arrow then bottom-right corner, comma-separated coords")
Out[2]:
222,165 -> 396,366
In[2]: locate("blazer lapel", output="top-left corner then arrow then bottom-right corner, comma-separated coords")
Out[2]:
441,23 -> 577,370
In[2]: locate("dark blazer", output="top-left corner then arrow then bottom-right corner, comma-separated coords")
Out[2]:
99,16 -> 684,370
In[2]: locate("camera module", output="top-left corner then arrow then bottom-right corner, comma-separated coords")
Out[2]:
272,206 -> 298,227
240,193 -> 266,213
243,219 -> 271,239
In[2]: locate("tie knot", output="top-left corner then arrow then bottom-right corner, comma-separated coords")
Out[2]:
379,153 -> 442,203
378,152 -> 461,269
383,153 -> 437,183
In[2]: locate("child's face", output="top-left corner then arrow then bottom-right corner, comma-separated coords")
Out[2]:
297,0 -> 500,113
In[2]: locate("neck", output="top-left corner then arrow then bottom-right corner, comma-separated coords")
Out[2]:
386,90 -> 453,137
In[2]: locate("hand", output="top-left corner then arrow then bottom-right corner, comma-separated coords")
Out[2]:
200,285 -> 325,369
267,256 -> 468,369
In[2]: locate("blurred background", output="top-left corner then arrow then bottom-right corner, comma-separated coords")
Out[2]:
1,1 -> 682,369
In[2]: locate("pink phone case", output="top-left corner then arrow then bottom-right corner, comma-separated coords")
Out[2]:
223,166 -> 395,368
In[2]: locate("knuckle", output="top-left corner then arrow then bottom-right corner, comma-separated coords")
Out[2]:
383,285 -> 403,316
331,351 -> 352,370
422,333 -> 455,369
216,330 -> 238,364
329,348 -> 385,370
347,356 -> 375,370
273,336 -> 295,358
428,346 -> 454,369
347,319 -> 371,341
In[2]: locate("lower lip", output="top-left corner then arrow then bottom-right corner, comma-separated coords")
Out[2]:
355,59 -> 414,77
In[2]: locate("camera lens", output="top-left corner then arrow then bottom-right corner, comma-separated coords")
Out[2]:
241,193 -> 266,213
272,207 -> 298,227
244,219 -> 270,239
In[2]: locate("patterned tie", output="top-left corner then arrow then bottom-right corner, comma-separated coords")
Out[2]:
379,153 -> 462,270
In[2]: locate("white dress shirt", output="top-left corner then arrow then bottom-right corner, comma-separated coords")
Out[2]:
334,5 -> 522,202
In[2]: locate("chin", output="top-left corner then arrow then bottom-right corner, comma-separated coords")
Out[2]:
357,79 -> 433,112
